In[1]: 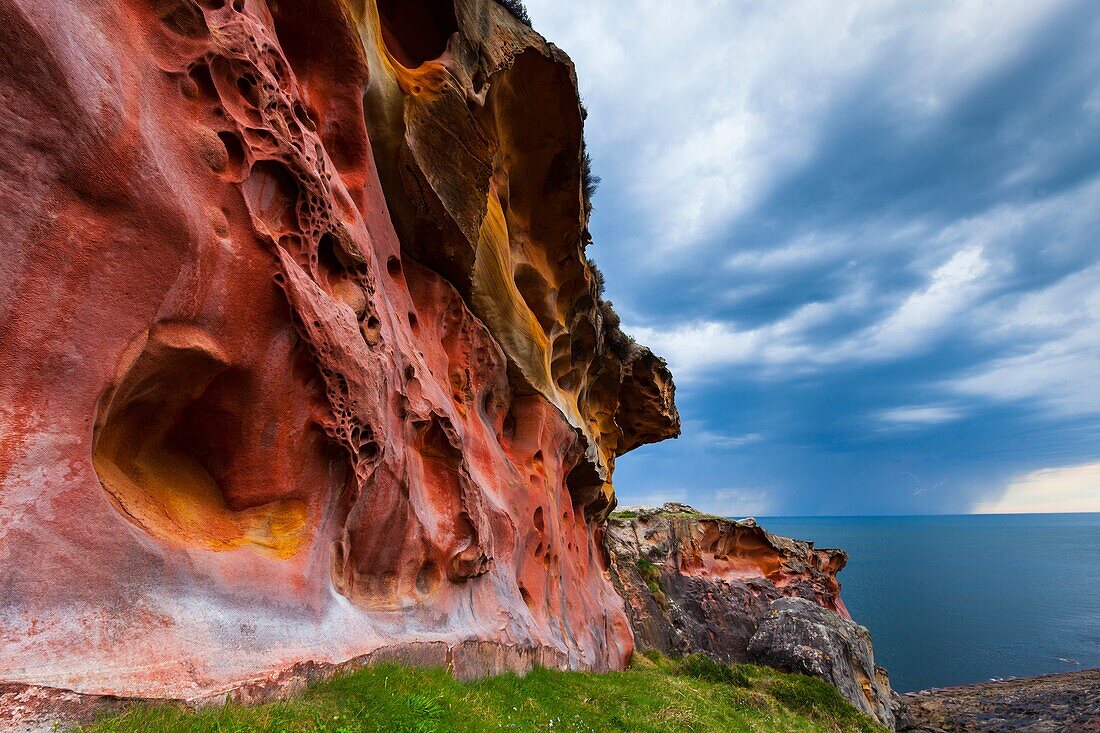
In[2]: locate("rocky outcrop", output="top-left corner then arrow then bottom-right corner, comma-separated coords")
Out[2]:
750,598 -> 897,728
0,0 -> 678,717
607,504 -> 895,727
606,503 -> 850,661
897,669 -> 1100,732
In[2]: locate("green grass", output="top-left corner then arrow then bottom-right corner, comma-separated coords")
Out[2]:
609,508 -> 726,522
634,558 -> 670,609
78,654 -> 886,733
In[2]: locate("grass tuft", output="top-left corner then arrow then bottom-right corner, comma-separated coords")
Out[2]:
678,654 -> 752,688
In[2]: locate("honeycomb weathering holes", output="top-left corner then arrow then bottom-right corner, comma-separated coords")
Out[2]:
242,159 -> 301,234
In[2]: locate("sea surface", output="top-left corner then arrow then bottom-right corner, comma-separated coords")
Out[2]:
754,513 -> 1100,693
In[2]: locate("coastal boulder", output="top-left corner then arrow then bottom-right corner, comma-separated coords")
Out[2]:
748,597 -> 898,728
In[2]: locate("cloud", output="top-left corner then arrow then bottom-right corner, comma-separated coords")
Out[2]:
951,262 -> 1100,417
632,245 -> 993,380
973,462 -> 1100,514
698,431 -> 764,450
696,488 -> 776,519
525,0 -> 1100,515
877,405 -> 963,426
526,0 -> 1075,256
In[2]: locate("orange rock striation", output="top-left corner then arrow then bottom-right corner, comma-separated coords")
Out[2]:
0,0 -> 678,707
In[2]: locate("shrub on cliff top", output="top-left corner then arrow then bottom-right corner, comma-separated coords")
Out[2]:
496,0 -> 532,26
582,146 -> 600,214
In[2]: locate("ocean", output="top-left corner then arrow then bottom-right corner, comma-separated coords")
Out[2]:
755,513 -> 1100,693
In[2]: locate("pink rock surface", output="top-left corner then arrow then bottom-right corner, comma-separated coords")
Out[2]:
0,0 -> 678,706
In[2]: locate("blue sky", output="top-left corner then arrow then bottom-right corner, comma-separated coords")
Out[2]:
523,0 -> 1100,515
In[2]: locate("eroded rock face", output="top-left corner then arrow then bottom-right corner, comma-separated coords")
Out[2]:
0,0 -> 677,705
749,598 -> 898,728
606,504 -> 895,727
607,503 -> 850,663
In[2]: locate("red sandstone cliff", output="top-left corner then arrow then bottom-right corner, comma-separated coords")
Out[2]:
0,0 -> 678,708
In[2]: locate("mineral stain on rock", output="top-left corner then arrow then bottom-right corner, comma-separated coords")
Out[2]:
0,0 -> 678,711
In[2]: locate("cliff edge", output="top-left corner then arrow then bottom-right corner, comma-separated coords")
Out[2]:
607,504 -> 897,727
0,0 -> 678,716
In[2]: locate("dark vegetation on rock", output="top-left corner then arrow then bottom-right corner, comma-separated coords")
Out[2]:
495,0 -> 532,27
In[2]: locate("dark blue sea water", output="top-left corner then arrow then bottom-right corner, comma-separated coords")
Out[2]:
755,514 -> 1100,692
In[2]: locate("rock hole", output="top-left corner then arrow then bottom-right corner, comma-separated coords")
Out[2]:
386,255 -> 402,277
471,67 -> 487,95
92,324 -> 307,556
236,75 -> 261,108
416,562 -> 440,595
293,101 -> 317,132
242,159 -> 300,233
184,63 -> 218,101
513,263 -> 557,334
317,232 -> 346,277
216,131 -> 245,175
555,369 -> 580,392
156,0 -> 208,38
533,506 -> 544,533
361,315 -> 382,345
408,312 -> 419,330
376,0 -> 458,69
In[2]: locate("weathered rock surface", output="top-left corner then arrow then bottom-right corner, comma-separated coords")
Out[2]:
607,504 -> 850,662
606,504 -> 895,727
897,669 -> 1100,732
749,597 -> 897,728
0,0 -> 678,722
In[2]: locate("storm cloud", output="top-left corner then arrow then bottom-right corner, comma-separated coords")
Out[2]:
524,0 -> 1100,514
